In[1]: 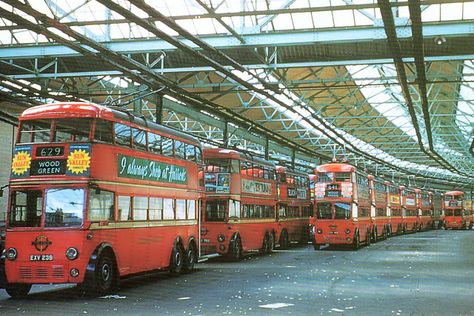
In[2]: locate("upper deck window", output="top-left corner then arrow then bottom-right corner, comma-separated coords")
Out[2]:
132,128 -> 147,151
174,140 -> 185,159
94,120 -> 113,143
317,172 -> 333,183
205,158 -> 231,173
19,120 -> 51,143
335,172 -> 351,182
54,118 -> 91,143
114,123 -> 131,147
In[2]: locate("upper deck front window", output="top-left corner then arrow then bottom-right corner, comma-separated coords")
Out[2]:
205,158 -> 231,173
317,172 -> 333,183
19,118 -> 92,144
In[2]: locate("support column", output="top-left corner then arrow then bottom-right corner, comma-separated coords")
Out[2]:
223,120 -> 228,148
265,137 -> 269,160
291,148 -> 296,169
156,93 -> 163,124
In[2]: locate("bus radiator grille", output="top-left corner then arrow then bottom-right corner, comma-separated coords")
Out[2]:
18,266 -> 65,280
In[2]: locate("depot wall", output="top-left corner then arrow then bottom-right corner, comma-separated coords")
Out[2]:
0,121 -> 15,221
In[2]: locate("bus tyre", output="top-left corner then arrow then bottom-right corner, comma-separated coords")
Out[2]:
228,236 -> 242,261
279,230 -> 289,250
184,243 -> 197,273
313,243 -> 320,250
372,227 -> 378,243
266,233 -> 274,254
95,254 -> 116,295
366,228 -> 371,246
169,244 -> 185,275
353,231 -> 360,250
261,234 -> 269,254
5,283 -> 32,298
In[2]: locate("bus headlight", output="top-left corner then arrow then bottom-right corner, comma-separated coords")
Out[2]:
345,229 -> 351,234
217,234 -> 225,242
66,247 -> 79,260
317,229 -> 323,234
6,248 -> 17,261
70,268 -> 79,277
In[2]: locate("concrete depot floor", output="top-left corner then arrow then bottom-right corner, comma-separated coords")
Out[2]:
0,229 -> 473,315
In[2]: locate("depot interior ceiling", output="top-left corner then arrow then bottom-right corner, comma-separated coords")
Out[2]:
0,0 -> 473,191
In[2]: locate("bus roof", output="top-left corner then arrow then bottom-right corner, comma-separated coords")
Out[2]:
315,162 -> 355,173
20,102 -> 200,145
445,191 -> 464,196
203,148 -> 275,167
276,166 -> 309,178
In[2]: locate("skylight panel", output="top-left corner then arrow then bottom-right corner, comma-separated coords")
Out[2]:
456,60 -> 474,140
333,10 -> 355,27
354,10 -> 375,26
464,3 -> 474,19
292,13 -> 314,30
309,0 -> 331,7
312,11 -> 334,28
421,4 -> 440,22
272,13 -> 295,30
440,3 -> 463,21
194,18 -> 219,35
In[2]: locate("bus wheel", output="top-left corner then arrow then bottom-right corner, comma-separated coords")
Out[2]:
5,283 -> 32,298
228,236 -> 242,261
365,228 -> 371,246
353,231 -> 360,250
279,230 -> 289,250
372,227 -> 378,243
169,244 -> 185,275
184,243 -> 197,273
313,243 -> 320,250
266,233 -> 274,253
261,234 -> 269,254
95,254 -> 116,295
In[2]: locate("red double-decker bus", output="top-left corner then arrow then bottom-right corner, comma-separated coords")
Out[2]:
312,162 -> 371,250
418,190 -> 433,230
201,148 -> 277,259
388,184 -> 403,234
432,192 -> 444,229
443,191 -> 472,230
275,166 -> 312,248
368,176 -> 390,241
1,102 -> 202,297
401,186 -> 418,233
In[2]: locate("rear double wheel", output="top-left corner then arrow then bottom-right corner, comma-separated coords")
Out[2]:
279,230 -> 289,250
184,243 -> 197,273
228,236 -> 242,261
353,230 -> 360,250
169,244 -> 185,275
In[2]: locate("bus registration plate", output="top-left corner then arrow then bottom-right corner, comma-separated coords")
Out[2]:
30,254 -> 53,261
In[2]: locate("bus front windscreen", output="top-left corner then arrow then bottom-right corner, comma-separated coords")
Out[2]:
9,188 -> 84,228
44,188 -> 84,227
316,202 -> 332,219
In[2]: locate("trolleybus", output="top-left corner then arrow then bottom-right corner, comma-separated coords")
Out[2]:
1,102 -> 202,297
312,162 -> 372,250
388,183 -> 403,234
275,166 -> 311,248
401,186 -> 418,233
368,176 -> 390,241
443,191 -> 472,230
201,148 -> 277,259
418,190 -> 433,231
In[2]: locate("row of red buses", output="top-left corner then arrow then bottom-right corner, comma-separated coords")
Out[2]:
311,161 -> 447,250
1,102 -> 203,297
442,191 -> 473,230
200,149 -> 311,259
